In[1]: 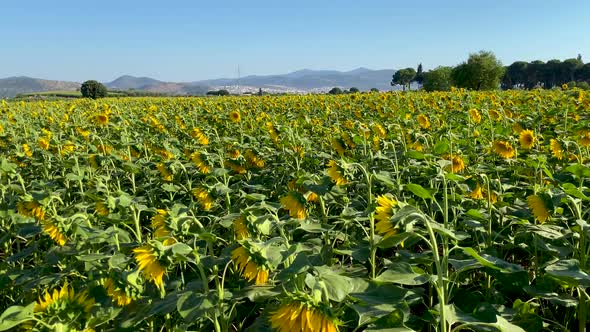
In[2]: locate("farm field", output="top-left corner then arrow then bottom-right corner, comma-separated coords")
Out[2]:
1,89 -> 590,331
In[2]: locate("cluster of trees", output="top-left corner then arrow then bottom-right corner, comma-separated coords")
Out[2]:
328,87 -> 362,94
392,52 -> 590,92
503,55 -> 590,89
206,89 -> 230,96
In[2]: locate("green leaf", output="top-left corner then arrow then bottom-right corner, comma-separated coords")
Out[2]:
545,259 -> 590,287
462,248 -> 524,273
177,291 -> 216,322
405,184 -> 432,199
314,266 -> 353,302
433,140 -> 449,155
374,262 -> 430,285
373,172 -> 396,189
565,164 -> 590,179
0,303 -> 35,331
404,151 -> 425,160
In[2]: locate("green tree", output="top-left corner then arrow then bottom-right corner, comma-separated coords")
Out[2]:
370,88 -> 379,92
423,66 -> 453,91
415,63 -> 425,84
391,68 -> 416,91
80,80 -> 108,99
349,87 -> 360,93
328,87 -> 342,95
451,51 -> 505,90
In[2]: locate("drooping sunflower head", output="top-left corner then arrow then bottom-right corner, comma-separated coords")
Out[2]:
280,191 -> 307,219
519,129 -> 535,150
95,113 -> 109,126
326,160 -> 348,186
35,283 -> 95,317
95,201 -> 110,216
269,300 -> 340,332
445,154 -> 465,173
331,138 -> 346,156
41,219 -> 67,246
549,139 -> 564,160
245,149 -> 265,169
493,141 -> 515,159
233,215 -> 250,240
231,245 -> 270,285
375,194 -> 399,239
417,114 -> 431,129
469,184 -> 484,200
17,200 -> 46,220
468,108 -> 481,124
527,195 -> 550,223
151,209 -> 176,245
38,137 -> 50,150
133,244 -> 167,289
190,127 -> 209,145
190,151 -> 211,174
192,187 -> 214,211
103,277 -> 136,306
579,132 -> 590,147
372,123 -> 387,138
156,163 -> 173,182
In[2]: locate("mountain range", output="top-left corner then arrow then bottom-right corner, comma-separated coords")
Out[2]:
0,68 -> 395,98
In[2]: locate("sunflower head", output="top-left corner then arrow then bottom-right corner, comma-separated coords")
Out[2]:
133,244 -> 167,289
229,110 -> 241,123
417,114 -> 431,129
326,160 -> 348,185
35,283 -> 95,327
269,299 -> 340,332
231,244 -> 271,285
549,139 -> 564,160
375,194 -> 399,240
468,108 -> 481,124
527,195 -> 550,223
493,141 -> 515,159
519,129 -> 535,150
280,192 -> 307,219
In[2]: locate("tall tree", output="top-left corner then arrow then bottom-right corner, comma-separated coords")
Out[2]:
451,51 -> 505,90
80,80 -> 108,99
415,63 -> 425,84
391,68 -> 417,91
423,66 -> 453,91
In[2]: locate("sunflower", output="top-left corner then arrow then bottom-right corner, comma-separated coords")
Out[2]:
445,154 -> 465,173
76,127 -> 91,140
469,184 -> 484,200
231,246 -> 269,285
191,127 -> 209,145
17,201 -> 46,220
233,215 -> 250,240
22,143 -> 32,157
468,108 -> 481,124
374,195 -> 398,239
35,284 -> 94,314
417,114 -> 431,129
512,122 -> 523,134
103,278 -> 134,306
95,113 -> 109,126
519,130 -> 535,150
549,139 -> 563,160
341,132 -> 356,149
245,149 -> 265,168
38,137 -> 50,150
190,152 -> 211,174
95,201 -> 109,216
269,301 -> 339,332
280,192 -> 307,219
89,154 -> 99,168
41,220 -> 67,246
133,245 -> 166,289
489,110 -> 502,121
229,110 -> 241,123
372,123 -> 387,138
225,159 -> 247,174
331,138 -> 346,156
192,187 -> 214,211
493,141 -> 515,159
151,209 -> 176,245
580,133 -> 590,147
326,160 -> 347,185
266,122 -> 279,144
527,195 -> 549,223
156,163 -> 173,182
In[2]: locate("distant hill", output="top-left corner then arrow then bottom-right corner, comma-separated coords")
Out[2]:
0,77 -> 80,98
0,68 -> 396,98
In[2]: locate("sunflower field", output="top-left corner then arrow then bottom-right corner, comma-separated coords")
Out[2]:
1,89 -> 590,331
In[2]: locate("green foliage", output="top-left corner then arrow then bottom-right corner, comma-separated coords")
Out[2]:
80,80 -> 108,99
391,68 -> 417,91
423,66 -> 453,91
328,87 -> 343,94
451,50 -> 505,90
206,89 -> 230,96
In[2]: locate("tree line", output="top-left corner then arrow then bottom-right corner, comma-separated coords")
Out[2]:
392,51 -> 590,92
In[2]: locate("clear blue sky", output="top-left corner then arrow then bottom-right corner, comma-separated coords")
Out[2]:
2,0 -> 589,82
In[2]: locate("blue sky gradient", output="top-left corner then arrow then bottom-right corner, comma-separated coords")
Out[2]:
2,0 -> 589,82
